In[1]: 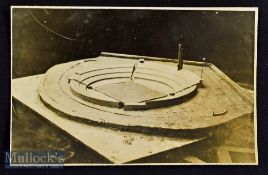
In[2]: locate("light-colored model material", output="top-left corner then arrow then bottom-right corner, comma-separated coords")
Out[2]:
38,53 -> 253,134
12,52 -> 254,163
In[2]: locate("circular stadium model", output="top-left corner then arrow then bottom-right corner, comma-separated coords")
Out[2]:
39,55 -> 253,135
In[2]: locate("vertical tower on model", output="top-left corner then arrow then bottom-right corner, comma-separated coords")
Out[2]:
177,44 -> 183,70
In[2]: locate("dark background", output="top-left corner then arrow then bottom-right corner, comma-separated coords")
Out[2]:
1,0 -> 268,175
12,8 -> 255,85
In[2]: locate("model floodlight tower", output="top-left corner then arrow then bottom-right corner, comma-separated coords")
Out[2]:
177,44 -> 183,70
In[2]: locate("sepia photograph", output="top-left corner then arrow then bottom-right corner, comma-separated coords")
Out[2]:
10,6 -> 257,166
